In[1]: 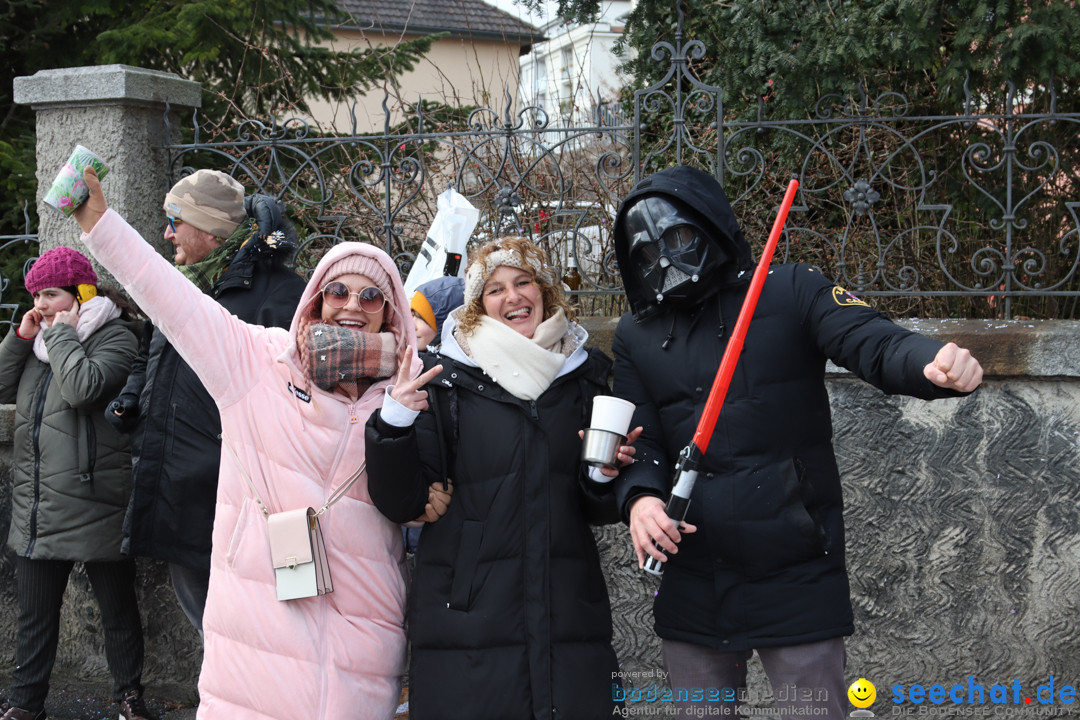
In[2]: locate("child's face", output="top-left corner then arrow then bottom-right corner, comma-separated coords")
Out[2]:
33,287 -> 78,327
412,311 -> 437,349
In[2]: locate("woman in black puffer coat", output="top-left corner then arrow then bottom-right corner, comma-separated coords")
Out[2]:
367,237 -> 636,720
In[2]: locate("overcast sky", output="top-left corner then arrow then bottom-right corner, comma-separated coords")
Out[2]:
483,0 -> 558,26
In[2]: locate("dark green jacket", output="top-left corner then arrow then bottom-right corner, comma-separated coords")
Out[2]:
0,318 -> 138,560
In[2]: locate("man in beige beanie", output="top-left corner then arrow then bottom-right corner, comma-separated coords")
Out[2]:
107,170 -> 306,670
162,169 -> 247,265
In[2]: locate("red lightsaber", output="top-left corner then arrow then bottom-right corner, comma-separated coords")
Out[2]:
644,178 -> 800,576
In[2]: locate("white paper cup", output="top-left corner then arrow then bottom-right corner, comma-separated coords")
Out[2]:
42,145 -> 109,216
589,396 -> 635,436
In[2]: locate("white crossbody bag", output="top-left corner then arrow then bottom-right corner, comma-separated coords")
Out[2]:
223,437 -> 363,601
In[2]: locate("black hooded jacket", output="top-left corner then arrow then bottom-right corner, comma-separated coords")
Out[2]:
611,166 -> 967,651
111,206 -> 306,570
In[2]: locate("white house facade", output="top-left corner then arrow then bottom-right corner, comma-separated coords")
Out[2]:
518,0 -> 633,126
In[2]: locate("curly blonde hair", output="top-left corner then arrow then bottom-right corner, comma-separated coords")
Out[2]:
456,236 -> 576,335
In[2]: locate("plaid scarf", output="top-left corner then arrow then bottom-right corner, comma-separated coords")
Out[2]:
298,320 -> 398,397
177,221 -> 252,292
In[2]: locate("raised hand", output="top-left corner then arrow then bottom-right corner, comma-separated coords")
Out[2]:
17,308 -> 43,339
72,167 -> 108,234
389,346 -> 443,412
53,308 -> 79,328
924,342 -> 983,393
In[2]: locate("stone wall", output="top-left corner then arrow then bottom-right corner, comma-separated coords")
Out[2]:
1,319 -> 1078,713
589,319 -> 1080,713
12,64 -> 200,267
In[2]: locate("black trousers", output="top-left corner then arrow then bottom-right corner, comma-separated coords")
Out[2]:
8,556 -> 145,711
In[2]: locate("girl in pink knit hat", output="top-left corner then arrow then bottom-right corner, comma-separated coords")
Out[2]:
0,246 -> 152,720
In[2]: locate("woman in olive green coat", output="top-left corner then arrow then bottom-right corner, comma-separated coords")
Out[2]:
0,247 -> 152,720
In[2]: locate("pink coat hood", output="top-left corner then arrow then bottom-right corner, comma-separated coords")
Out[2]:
83,210 -> 419,720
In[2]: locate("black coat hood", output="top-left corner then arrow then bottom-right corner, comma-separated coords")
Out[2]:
614,166 -> 754,321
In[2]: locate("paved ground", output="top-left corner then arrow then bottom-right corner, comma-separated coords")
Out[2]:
30,679 -> 412,719
33,680 -> 197,720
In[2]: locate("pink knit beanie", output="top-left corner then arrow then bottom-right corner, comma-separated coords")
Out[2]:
25,246 -> 97,294
319,254 -> 395,307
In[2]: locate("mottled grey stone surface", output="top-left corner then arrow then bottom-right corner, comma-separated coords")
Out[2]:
14,65 -> 202,109
1,320 -> 1078,717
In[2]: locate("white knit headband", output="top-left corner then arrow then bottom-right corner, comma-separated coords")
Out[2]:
464,248 -> 554,306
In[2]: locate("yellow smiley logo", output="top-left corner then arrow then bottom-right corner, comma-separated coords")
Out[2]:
848,677 -> 877,709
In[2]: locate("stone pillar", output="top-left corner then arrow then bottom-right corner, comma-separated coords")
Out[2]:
13,64 -> 200,276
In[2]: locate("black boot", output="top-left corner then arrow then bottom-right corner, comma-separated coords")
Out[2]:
0,702 -> 47,720
117,690 -> 159,720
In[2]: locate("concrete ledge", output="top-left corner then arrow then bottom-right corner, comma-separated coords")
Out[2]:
895,318 -> 1080,377
0,403 -> 11,445
13,64 -> 201,109
580,317 -> 1080,378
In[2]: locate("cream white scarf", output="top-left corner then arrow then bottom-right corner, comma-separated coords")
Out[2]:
463,309 -> 572,400
34,295 -> 122,364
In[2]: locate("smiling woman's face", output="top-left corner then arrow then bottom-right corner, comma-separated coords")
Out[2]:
319,273 -> 386,332
481,266 -> 543,338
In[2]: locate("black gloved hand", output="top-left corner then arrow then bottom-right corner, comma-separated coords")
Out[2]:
104,394 -> 139,433
244,194 -> 284,237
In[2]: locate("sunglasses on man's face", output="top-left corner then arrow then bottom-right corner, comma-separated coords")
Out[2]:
166,216 -> 179,234
320,281 -> 387,312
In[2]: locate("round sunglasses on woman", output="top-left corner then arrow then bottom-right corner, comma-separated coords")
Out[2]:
321,281 -> 386,312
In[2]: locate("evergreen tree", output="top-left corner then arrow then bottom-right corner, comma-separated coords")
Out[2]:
524,0 -> 1080,117
0,0 -> 439,237
517,0 -> 1080,319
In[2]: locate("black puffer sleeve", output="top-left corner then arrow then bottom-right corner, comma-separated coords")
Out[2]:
611,313 -> 672,523
366,357 -> 452,524
790,265 -> 959,399
365,411 -> 433,523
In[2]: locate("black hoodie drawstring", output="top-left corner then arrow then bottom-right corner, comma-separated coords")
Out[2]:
661,313 -> 678,350
716,292 -> 726,340
660,294 -> 728,350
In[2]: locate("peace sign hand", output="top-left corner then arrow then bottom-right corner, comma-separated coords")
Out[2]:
390,346 -> 443,412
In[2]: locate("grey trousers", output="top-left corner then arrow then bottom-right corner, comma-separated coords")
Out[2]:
168,562 -> 209,639
661,636 -> 848,719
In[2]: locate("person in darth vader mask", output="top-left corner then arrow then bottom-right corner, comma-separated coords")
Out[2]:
622,194 -> 730,309
609,166 -> 983,719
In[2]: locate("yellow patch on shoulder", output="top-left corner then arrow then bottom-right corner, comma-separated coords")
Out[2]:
832,286 -> 869,307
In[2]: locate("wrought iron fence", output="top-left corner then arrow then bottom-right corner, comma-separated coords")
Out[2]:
0,203 -> 41,328
5,8 -> 1079,322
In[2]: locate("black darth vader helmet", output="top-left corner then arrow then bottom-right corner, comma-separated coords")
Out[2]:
623,195 -> 730,307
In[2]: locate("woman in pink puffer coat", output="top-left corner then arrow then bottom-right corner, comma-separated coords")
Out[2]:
72,168 -> 425,720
